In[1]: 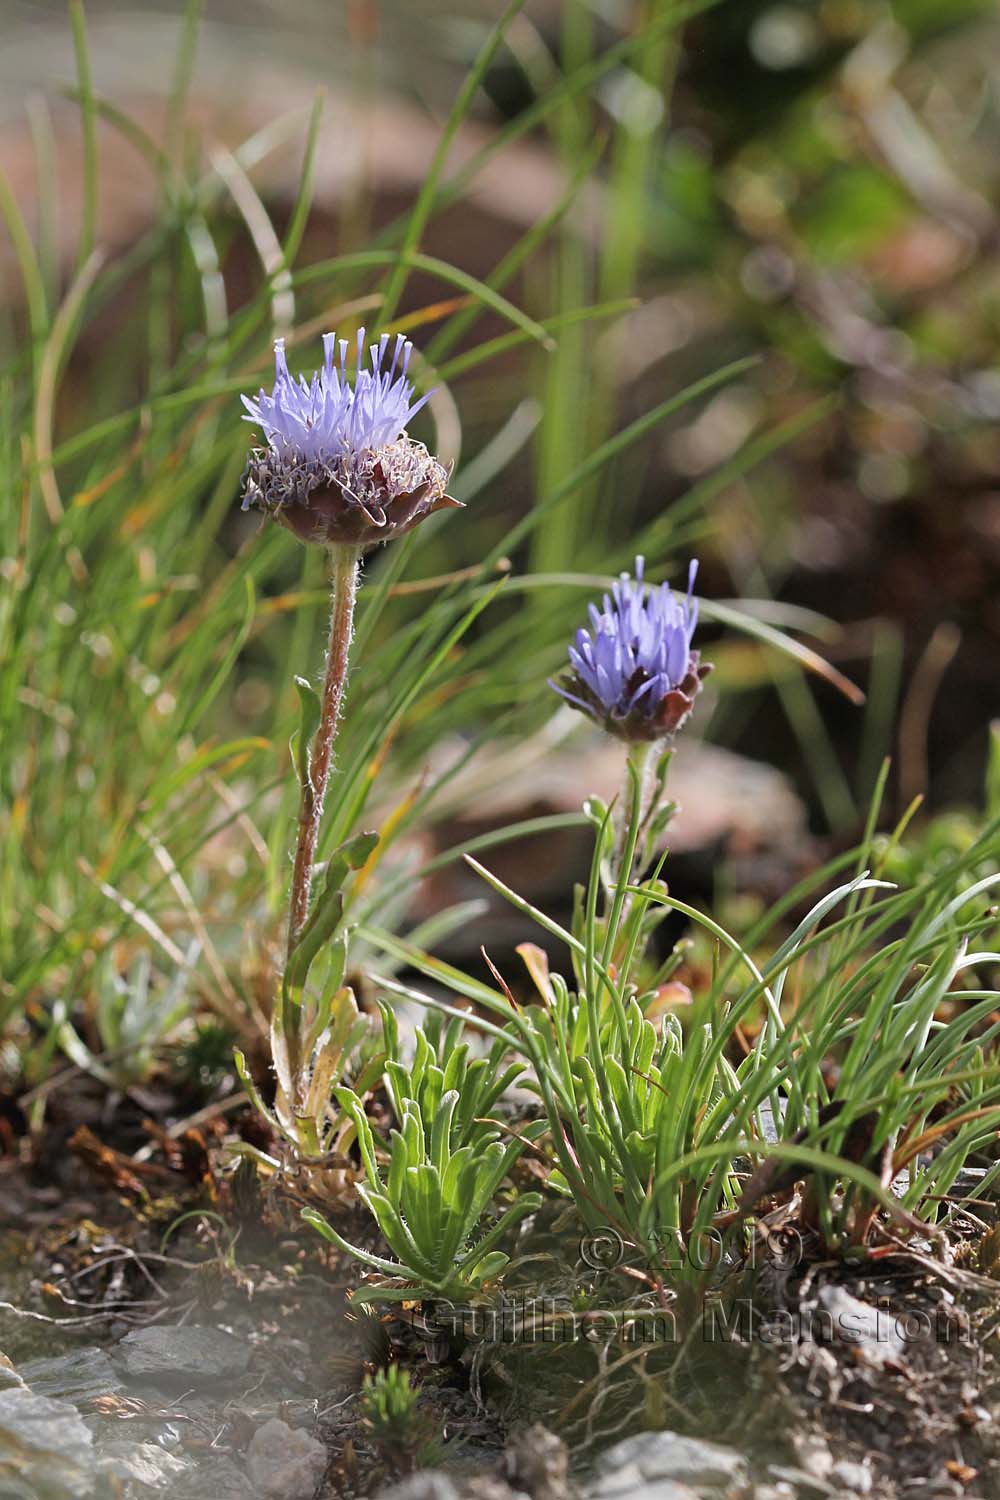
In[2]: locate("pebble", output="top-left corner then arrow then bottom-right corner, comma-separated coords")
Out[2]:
815,1287 -> 906,1367
170,1455 -> 250,1500
829,1461 -> 872,1495
789,1436 -> 832,1482
246,1417 -> 328,1499
98,1439 -> 190,1491
766,1465 -> 834,1495
376,1475 -> 462,1500
0,1350 -> 24,1391
504,1423 -> 573,1499
587,1430 -> 750,1496
588,1480 -> 699,1500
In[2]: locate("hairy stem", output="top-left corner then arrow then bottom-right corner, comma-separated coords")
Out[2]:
287,543 -> 360,956
613,739 -> 660,889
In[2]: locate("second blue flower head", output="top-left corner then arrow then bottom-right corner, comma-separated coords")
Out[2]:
552,558 -> 711,742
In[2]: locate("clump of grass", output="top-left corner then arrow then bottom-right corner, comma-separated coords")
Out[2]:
367,764 -> 1000,1322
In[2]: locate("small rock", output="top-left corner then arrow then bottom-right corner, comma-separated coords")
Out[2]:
830,1462 -> 872,1495
463,1483 -> 527,1500
789,1436 -> 832,1482
756,1099 -> 785,1144
0,1386 -> 96,1498
0,1351 -> 24,1391
816,1286 -> 906,1366
115,1325 -> 251,1385
99,1440 -> 190,1491
590,1431 -> 749,1494
246,1417 -> 327,1499
375,1475 -> 462,1500
767,1465 -> 834,1496
952,1166 -> 989,1200
171,1455 -> 250,1500
22,1346 -> 123,1403
587,1475 -> 697,1500
505,1424 -> 573,1499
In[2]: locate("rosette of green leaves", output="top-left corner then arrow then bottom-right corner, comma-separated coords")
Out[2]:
303,1083 -> 543,1302
380,1004 -> 526,1152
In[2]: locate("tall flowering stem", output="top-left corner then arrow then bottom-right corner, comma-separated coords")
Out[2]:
240,328 -> 460,958
287,544 -> 359,956
237,330 -> 460,1181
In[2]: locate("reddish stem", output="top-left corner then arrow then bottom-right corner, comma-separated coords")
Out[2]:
286,544 -> 359,956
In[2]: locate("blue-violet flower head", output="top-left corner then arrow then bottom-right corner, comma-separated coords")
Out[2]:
551,558 -> 712,742
241,330 -> 460,546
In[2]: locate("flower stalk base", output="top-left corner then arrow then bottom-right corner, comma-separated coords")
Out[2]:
614,740 -> 661,888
